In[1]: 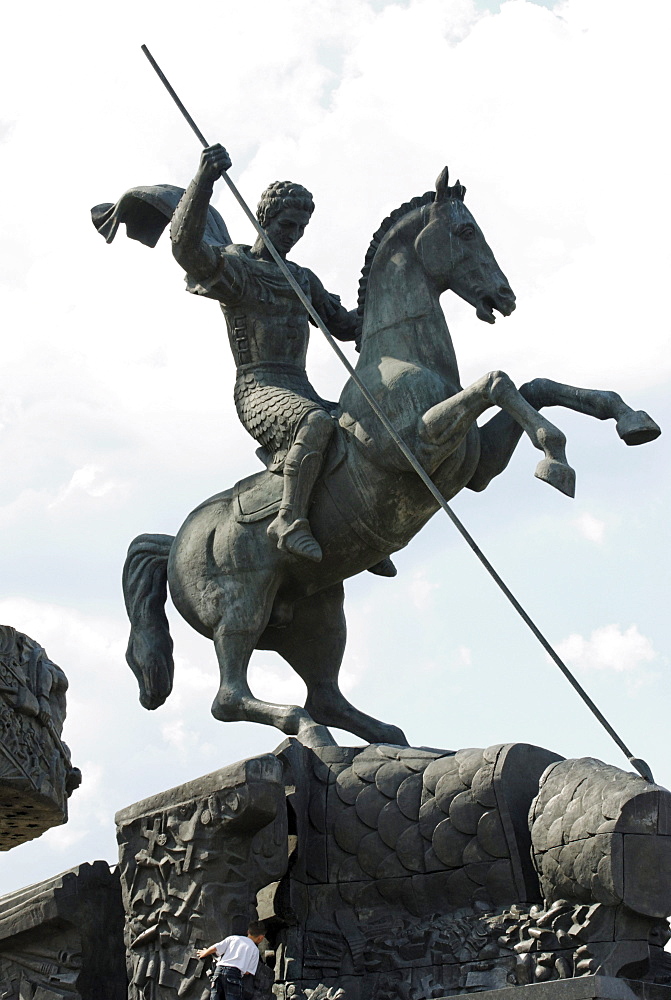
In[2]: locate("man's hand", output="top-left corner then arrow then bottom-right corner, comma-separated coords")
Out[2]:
198,144 -> 232,183
196,945 -> 216,960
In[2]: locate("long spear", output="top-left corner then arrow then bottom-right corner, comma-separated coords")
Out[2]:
140,44 -> 654,784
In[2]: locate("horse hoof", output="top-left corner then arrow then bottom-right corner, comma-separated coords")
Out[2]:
380,725 -> 409,746
535,458 -> 576,498
297,721 -> 338,748
211,697 -> 239,723
616,410 -> 661,446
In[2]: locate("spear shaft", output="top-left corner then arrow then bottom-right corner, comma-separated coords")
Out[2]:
139,44 -> 654,784
139,47 -> 457,515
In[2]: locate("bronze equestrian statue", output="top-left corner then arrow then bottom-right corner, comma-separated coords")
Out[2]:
97,147 -> 660,745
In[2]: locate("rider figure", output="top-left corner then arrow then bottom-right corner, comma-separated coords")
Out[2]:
171,143 -> 359,563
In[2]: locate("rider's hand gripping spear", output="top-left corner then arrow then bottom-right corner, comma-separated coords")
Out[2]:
139,44 -> 655,784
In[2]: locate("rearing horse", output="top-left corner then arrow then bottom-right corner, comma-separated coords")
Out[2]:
123,168 -> 660,745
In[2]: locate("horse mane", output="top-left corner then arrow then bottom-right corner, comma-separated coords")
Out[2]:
356,191 -> 435,335
355,175 -> 467,337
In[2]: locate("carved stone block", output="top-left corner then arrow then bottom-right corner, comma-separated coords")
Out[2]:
114,742 -> 671,1000
431,975 -> 671,1000
0,860 -> 126,999
0,625 -> 81,851
530,759 -> 671,918
115,753 -> 287,999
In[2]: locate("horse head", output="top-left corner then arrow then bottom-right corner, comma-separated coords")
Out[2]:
414,167 -> 516,323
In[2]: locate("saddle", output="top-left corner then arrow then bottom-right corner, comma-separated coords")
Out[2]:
234,430 -> 347,525
188,429 -> 396,576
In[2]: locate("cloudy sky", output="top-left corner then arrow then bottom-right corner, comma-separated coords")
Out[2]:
1,0 -> 670,896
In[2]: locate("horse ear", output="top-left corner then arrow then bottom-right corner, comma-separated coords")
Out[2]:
435,166 -> 449,201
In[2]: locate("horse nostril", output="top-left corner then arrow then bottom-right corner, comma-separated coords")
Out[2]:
499,285 -> 514,300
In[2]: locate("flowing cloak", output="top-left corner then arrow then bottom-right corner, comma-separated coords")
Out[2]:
91,184 -> 230,248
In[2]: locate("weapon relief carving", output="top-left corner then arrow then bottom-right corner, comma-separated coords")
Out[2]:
117,758 -> 286,1000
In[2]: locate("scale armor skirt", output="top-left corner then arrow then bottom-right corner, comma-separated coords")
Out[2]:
234,364 -> 338,472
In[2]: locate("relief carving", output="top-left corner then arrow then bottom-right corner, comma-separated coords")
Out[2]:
0,860 -> 126,999
0,625 -> 81,851
116,754 -> 287,999
114,741 -> 671,1000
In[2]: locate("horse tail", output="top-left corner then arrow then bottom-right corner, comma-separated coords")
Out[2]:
122,533 -> 175,710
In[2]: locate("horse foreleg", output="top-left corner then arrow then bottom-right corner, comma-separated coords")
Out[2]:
466,409 -> 526,492
419,375 -> 493,463
262,583 -> 408,746
521,378 -> 661,445
466,377 -> 662,493
421,370 -> 575,496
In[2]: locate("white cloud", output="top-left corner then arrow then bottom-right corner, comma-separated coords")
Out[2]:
556,624 -> 657,676
49,464 -> 127,507
455,645 -> 472,669
160,719 -> 198,759
337,666 -> 359,695
248,661 -> 308,706
573,512 -> 606,544
409,571 -> 440,611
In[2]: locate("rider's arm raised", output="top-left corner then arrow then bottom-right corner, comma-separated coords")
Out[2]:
171,144 -> 232,282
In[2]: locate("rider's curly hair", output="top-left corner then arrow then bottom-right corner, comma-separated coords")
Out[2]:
256,181 -> 315,227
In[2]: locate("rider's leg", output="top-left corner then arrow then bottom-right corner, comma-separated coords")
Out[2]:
267,409 -> 334,562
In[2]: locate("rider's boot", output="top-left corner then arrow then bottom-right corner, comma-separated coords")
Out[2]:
268,411 -> 334,562
368,556 -> 397,577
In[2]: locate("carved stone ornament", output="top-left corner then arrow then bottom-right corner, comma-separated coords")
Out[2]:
115,741 -> 671,1000
0,860 -> 126,999
0,625 -> 81,851
115,753 -> 287,999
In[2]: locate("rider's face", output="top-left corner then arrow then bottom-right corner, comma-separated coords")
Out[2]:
264,208 -> 311,257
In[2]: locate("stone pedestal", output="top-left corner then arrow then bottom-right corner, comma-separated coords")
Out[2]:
114,740 -> 671,1000
0,625 -> 81,850
115,753 -> 286,999
435,976 -> 671,1000
0,860 -> 126,999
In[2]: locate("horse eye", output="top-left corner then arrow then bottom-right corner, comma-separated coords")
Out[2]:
458,225 -> 475,240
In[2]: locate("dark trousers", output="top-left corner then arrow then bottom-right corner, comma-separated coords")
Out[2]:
210,965 -> 243,1000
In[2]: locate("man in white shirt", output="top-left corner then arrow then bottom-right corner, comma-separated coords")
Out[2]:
197,921 -> 266,1000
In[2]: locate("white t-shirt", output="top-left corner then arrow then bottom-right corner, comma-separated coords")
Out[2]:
214,935 -> 260,976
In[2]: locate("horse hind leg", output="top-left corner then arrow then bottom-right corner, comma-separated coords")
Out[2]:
209,576 -> 317,738
521,378 -> 661,446
261,583 -> 408,747
212,629 -> 314,735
